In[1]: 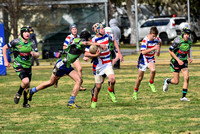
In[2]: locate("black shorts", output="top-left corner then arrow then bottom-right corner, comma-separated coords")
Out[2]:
170,60 -> 188,73
14,66 -> 32,81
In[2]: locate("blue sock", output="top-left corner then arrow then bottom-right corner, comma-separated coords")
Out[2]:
30,87 -> 37,94
68,96 -> 76,104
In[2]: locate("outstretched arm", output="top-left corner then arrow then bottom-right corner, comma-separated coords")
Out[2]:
82,41 -> 107,50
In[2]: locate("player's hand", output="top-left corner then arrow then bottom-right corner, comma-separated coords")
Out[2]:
95,49 -> 101,57
83,56 -> 89,62
30,51 -> 34,56
188,58 -> 193,63
156,51 -> 160,56
99,44 -> 107,50
118,53 -> 124,62
178,59 -> 184,65
4,61 -> 10,67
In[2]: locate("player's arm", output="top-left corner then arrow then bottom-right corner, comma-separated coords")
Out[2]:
156,41 -> 162,56
113,39 -> 123,62
169,37 -> 184,65
82,41 -> 106,50
141,45 -> 159,55
188,48 -> 192,63
84,49 -> 101,58
31,40 -> 39,58
3,45 -> 10,67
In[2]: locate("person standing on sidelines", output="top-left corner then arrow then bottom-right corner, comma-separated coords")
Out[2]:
26,31 -> 106,109
133,26 -> 161,100
85,23 -> 123,108
29,26 -> 39,66
54,24 -> 86,91
163,27 -> 192,101
109,18 -> 121,69
3,26 -> 39,108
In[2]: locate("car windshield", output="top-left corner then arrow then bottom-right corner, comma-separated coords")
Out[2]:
174,19 -> 186,25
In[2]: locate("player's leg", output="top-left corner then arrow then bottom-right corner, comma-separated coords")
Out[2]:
148,62 -> 157,92
180,68 -> 190,101
26,73 -> 60,101
67,70 -> 82,108
133,70 -> 144,100
91,75 -> 106,102
91,75 -> 102,108
73,59 -> 86,91
14,68 -> 31,106
163,60 -> 180,92
104,65 -> 117,103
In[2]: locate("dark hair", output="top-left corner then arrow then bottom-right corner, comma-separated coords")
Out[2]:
150,26 -> 158,35
80,30 -> 91,41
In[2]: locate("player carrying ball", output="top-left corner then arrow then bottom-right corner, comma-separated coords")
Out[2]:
26,30 -> 106,109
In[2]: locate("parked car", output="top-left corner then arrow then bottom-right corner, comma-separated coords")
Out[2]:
120,15 -> 200,44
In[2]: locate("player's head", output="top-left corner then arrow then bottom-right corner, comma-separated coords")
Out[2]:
80,30 -> 91,41
149,26 -> 158,40
28,26 -> 34,33
92,23 -> 105,36
182,27 -> 191,41
20,26 -> 30,40
104,27 -> 112,35
70,24 -> 78,35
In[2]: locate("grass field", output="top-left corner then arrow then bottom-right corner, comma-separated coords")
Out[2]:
0,47 -> 200,133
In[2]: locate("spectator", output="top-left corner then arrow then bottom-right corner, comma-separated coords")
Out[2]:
29,26 -> 39,66
109,18 -> 121,69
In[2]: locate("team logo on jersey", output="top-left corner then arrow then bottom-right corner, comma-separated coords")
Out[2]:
19,45 -> 22,48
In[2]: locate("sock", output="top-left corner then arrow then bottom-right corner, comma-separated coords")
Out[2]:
134,88 -> 139,92
31,87 -> 37,94
93,97 -> 98,102
17,86 -> 24,95
68,96 -> 76,104
23,91 -> 28,104
167,79 -> 171,84
182,89 -> 187,98
108,86 -> 114,92
149,80 -> 154,84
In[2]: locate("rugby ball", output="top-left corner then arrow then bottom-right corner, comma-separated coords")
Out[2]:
89,44 -> 98,54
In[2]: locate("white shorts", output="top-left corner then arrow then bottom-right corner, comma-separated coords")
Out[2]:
95,64 -> 114,83
138,60 -> 155,72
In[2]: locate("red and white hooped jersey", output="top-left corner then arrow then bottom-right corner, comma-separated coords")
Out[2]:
85,34 -> 114,75
140,36 -> 161,62
63,34 -> 80,47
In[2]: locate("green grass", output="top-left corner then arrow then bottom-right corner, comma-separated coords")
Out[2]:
0,49 -> 200,133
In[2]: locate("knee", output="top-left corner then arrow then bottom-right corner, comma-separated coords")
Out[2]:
138,76 -> 143,81
110,78 -> 116,85
75,77 -> 82,85
184,76 -> 189,83
96,84 -> 101,89
48,80 -> 55,86
77,67 -> 82,73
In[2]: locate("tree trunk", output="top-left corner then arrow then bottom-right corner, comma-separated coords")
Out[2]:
125,0 -> 136,45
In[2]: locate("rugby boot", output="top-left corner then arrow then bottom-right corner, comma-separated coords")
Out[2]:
67,103 -> 81,109
163,78 -> 169,92
14,93 -> 21,104
133,92 -> 138,100
26,88 -> 34,101
107,90 -> 117,102
149,83 -> 157,92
